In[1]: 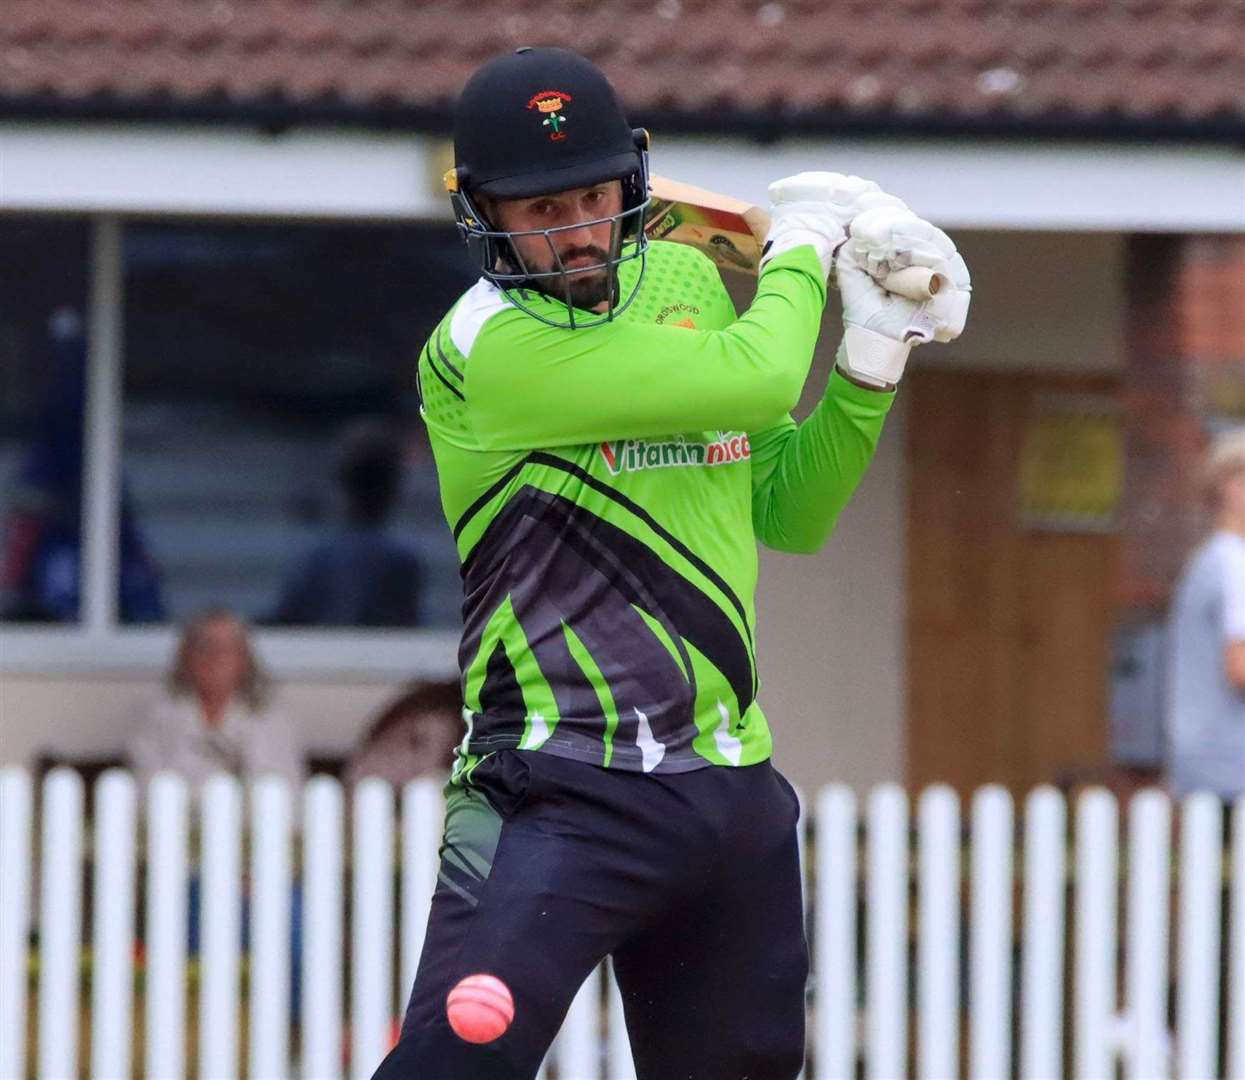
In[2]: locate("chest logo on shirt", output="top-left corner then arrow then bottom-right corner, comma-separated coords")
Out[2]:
599,433 -> 751,476
654,302 -> 701,326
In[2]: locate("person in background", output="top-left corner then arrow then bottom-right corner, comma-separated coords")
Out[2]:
1,308 -> 164,623
345,679 -> 463,790
269,417 -> 424,627
1165,428 -> 1245,802
128,608 -> 303,795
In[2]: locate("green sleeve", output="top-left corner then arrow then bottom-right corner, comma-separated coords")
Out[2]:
465,247 -> 827,451
749,365 -> 896,554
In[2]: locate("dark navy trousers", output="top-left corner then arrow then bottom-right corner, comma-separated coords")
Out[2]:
372,750 -> 808,1080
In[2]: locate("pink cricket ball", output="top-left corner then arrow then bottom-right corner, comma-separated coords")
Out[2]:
446,973 -> 515,1044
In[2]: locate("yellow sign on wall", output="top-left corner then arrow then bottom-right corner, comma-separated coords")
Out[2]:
1018,394 -> 1123,531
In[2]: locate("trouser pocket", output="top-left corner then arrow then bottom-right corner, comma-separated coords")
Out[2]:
468,749 -> 535,818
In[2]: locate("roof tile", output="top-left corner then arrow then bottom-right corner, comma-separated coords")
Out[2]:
0,0 -> 1239,133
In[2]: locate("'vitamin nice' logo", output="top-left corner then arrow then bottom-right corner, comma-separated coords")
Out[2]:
599,433 -> 751,476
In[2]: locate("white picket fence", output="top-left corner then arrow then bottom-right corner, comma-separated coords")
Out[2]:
1,768 -> 1242,1080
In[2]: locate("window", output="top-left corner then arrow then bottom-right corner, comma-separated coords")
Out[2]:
0,219 -> 91,624
121,221 -> 476,628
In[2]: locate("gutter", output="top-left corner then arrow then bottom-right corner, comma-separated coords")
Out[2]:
1,92 -> 1243,148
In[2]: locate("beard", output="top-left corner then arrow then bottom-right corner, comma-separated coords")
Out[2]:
539,266 -> 618,311
510,243 -> 619,311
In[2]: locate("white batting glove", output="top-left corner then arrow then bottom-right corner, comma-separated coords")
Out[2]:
848,206 -> 972,343
760,175 -> 849,278
779,171 -> 911,224
836,242 -> 930,389
760,171 -> 909,279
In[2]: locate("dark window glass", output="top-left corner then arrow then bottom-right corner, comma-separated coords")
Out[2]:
0,219 -> 90,624
121,221 -> 477,628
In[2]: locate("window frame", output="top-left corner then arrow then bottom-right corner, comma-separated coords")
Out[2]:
0,214 -> 459,679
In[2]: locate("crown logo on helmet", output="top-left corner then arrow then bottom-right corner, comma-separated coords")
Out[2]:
527,90 -> 572,140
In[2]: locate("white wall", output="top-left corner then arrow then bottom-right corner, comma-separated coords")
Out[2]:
759,396 -> 908,792
932,231 -> 1126,373
0,671 -> 399,768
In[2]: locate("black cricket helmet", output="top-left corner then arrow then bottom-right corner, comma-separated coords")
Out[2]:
446,46 -> 650,329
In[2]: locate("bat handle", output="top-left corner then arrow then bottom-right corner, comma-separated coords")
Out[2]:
880,266 -> 945,303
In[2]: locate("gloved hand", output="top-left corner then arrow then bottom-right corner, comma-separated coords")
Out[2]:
835,241 -> 926,389
835,206 -> 972,390
788,171 -> 911,225
848,206 -> 971,343
760,172 -> 909,279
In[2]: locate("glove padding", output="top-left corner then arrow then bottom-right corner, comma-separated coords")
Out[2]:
836,209 -> 971,388
848,206 -> 971,343
836,242 -> 925,389
771,171 -> 910,225
760,171 -> 909,279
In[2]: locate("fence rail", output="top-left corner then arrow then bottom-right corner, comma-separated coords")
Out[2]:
1,766 -> 1242,1079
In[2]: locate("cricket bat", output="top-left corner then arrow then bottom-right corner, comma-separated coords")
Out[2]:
644,174 -> 942,302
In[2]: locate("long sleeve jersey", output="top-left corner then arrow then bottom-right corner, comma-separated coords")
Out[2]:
418,240 -> 895,776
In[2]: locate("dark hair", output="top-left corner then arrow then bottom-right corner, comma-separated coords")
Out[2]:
336,418 -> 405,526
363,679 -> 462,745
169,607 -> 270,709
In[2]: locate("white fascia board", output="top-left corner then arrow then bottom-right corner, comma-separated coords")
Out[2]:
0,122 -> 445,220
655,137 -> 1245,234
1,122 -> 1242,232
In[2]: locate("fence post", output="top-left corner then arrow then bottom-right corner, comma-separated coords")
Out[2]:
201,773 -> 243,1080
92,770 -> 137,1080
0,768 -> 32,1080
1126,789 -> 1171,1080
1020,786 -> 1066,1080
970,785 -> 1013,1080
250,775 -> 292,1080
814,785 -> 857,1080
400,777 -> 442,1010
303,776 -> 344,1080
1177,792 -> 1223,1080
866,784 -> 908,1080
146,771 -> 189,1080
1075,788 -> 1119,1078
39,768 -> 85,1080
917,785 -> 960,1080
352,778 -> 395,1080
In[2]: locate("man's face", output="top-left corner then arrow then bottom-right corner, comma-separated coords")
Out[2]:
485,181 -> 624,312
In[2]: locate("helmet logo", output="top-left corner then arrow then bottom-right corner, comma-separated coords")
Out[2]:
527,90 -> 572,141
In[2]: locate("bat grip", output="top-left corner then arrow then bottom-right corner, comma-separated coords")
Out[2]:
879,266 -> 944,303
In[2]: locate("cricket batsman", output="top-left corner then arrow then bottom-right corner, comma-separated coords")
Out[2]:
374,45 -> 970,1079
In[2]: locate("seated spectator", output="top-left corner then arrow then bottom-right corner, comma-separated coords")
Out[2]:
128,608 -> 303,795
269,418 -> 424,627
345,679 -> 463,790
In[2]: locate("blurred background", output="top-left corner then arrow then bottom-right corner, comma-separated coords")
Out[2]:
1,0 -> 1242,798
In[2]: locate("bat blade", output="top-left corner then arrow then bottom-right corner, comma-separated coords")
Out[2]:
644,175 -> 767,274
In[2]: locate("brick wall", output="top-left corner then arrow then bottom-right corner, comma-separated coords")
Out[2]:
1121,234 -> 1245,611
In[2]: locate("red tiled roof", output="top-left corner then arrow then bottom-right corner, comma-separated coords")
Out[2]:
2,0 -> 1243,137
